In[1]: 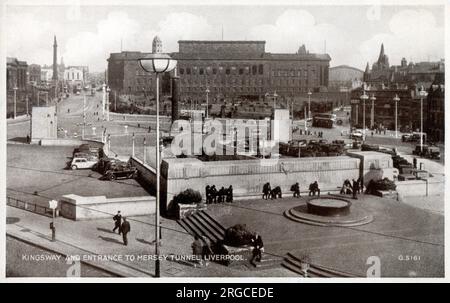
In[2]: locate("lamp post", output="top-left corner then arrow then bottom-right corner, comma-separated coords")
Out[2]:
82,92 -> 86,139
360,91 -> 369,141
393,94 -> 400,138
139,52 -> 177,278
307,89 -> 312,119
265,91 -> 278,112
48,199 -> 58,242
205,87 -> 210,118
419,86 -> 428,152
370,94 -> 376,129
26,94 -> 29,116
13,87 -> 18,119
106,87 -> 111,121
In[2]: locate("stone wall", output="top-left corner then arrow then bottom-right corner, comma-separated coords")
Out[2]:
162,156 -> 361,212
59,194 -> 155,220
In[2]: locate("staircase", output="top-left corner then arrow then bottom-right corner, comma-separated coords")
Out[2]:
177,210 -> 226,244
282,253 -> 360,277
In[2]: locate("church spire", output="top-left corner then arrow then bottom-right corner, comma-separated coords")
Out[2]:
365,62 -> 370,73
378,43 -> 385,62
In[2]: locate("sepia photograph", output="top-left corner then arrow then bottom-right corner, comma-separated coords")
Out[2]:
2,0 -> 446,280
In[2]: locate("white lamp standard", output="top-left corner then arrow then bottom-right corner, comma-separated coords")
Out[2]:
393,94 -> 400,138
370,94 -> 376,129
307,89 -> 312,119
48,199 -> 58,242
106,87 -> 111,121
360,91 -> 369,141
139,52 -> 177,278
13,86 -> 18,119
205,87 -> 210,118
419,86 -> 428,152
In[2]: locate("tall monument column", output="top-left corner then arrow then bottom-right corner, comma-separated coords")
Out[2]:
52,35 -> 58,81
171,69 -> 180,122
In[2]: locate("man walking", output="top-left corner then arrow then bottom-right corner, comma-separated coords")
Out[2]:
250,233 -> 264,267
121,217 -> 131,246
352,179 -> 359,200
112,211 -> 122,234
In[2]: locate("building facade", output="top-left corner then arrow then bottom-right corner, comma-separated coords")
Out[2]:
350,85 -> 430,133
363,44 -> 444,89
426,73 -> 445,142
7,57 -> 28,92
28,64 -> 42,85
173,41 -> 330,103
107,40 -> 331,104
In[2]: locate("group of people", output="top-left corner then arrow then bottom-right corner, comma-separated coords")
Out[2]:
262,183 -> 282,200
340,177 -> 364,199
205,185 -> 233,204
112,211 -> 131,246
308,181 -> 321,196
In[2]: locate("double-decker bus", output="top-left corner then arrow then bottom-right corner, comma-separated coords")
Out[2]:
312,113 -> 337,128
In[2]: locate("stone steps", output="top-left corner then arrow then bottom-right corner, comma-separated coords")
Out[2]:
177,210 -> 226,244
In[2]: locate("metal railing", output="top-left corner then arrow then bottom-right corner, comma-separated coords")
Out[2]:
6,196 -> 53,218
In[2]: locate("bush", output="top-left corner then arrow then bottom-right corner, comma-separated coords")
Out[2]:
223,224 -> 254,247
366,178 -> 396,194
173,188 -> 202,205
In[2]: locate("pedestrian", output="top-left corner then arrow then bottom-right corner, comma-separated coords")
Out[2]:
210,185 -> 217,203
226,185 -> 233,203
191,235 -> 204,267
201,236 -> 213,267
112,211 -> 122,234
218,186 -> 226,203
357,177 -> 364,193
291,182 -> 300,198
26,134 -> 30,143
313,181 -> 320,196
121,217 -> 131,246
413,157 -> 417,169
250,233 -> 264,267
148,126 -> 151,133
205,185 -> 211,204
352,179 -> 359,199
262,182 -> 271,200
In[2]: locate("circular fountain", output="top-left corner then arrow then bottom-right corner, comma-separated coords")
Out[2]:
285,195 -> 373,227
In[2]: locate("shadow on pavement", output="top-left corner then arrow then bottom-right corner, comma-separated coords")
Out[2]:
98,235 -> 123,245
97,227 -> 117,234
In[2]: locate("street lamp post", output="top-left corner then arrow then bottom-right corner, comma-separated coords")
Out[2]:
419,86 -> 428,152
139,52 -> 177,278
26,94 -> 29,116
82,93 -> 86,139
48,200 -> 58,242
307,89 -> 312,119
393,94 -> 400,138
370,94 -> 376,129
13,87 -> 18,119
360,91 -> 369,141
106,87 -> 111,121
205,87 -> 210,118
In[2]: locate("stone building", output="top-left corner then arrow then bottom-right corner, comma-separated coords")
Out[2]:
426,73 -> 445,142
107,39 -> 331,104
363,43 -> 444,89
6,57 -> 28,117
173,41 -> 330,103
28,64 -> 41,85
350,85 -> 431,133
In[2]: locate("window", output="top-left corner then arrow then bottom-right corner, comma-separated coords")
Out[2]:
252,65 -> 257,75
239,68 -> 244,75
179,68 -> 184,75
213,68 -> 217,75
258,64 -> 264,75
199,68 -> 204,75
186,68 -> 191,75
226,68 -> 230,75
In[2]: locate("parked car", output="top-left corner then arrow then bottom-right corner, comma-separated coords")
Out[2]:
103,160 -> 138,180
412,145 -> 440,160
402,132 -> 426,143
68,157 -> 98,170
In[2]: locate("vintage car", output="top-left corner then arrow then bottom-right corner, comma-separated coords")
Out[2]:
68,157 -> 98,170
412,145 -> 441,160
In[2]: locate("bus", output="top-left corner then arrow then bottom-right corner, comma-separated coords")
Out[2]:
312,113 -> 337,128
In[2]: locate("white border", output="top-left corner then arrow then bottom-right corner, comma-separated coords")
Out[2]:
0,0 -> 448,283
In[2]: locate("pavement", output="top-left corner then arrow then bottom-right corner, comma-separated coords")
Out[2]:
6,205 -> 296,277
207,195 -> 444,277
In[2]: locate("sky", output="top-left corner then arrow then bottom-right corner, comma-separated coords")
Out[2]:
4,3 -> 445,72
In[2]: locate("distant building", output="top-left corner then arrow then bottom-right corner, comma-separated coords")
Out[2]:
28,64 -> 42,85
329,65 -> 364,91
363,43 -> 444,89
7,57 -> 28,92
64,66 -> 89,90
174,40 -> 330,103
107,38 -> 331,104
426,72 -> 445,142
40,68 -> 53,83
